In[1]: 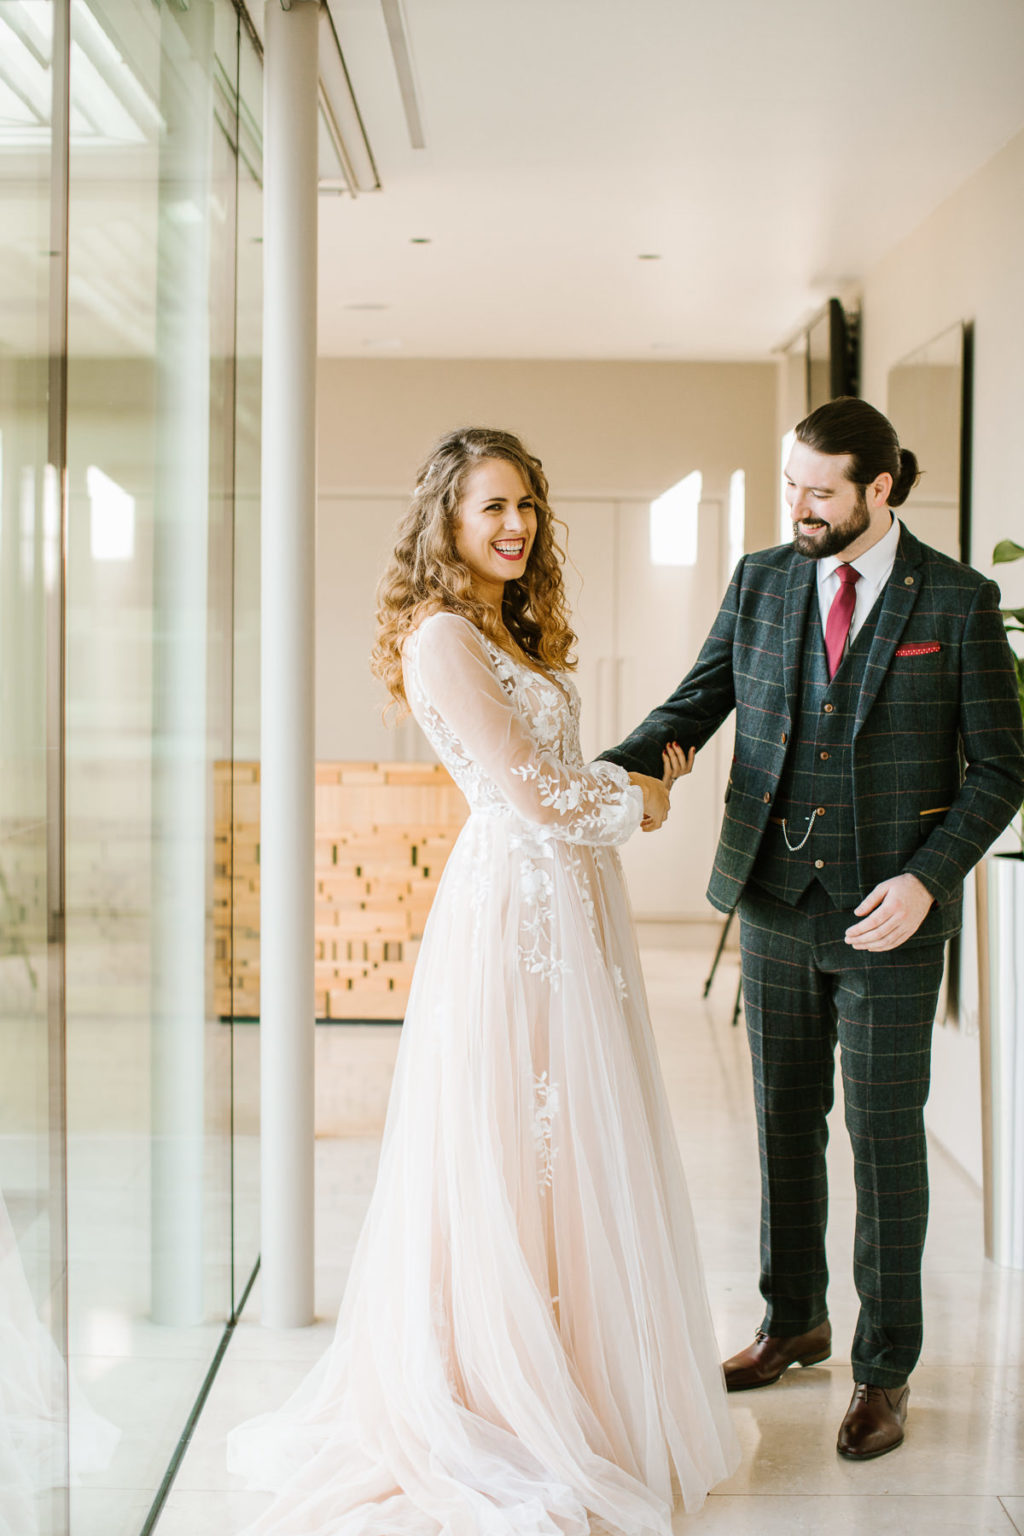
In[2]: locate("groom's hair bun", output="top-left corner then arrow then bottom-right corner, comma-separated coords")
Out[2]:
890,447 -> 921,508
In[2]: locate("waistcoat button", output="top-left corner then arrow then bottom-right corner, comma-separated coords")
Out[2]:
780,731 -> 787,744
814,859 -> 825,870
824,703 -> 835,713
820,751 -> 830,760
816,806 -> 826,816
763,791 -> 771,803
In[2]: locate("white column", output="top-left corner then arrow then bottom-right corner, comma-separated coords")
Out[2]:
260,0 -> 319,1327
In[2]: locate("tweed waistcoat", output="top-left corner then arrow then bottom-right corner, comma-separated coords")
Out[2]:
751,596 -> 881,908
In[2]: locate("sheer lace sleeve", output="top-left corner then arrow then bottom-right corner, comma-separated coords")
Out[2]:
407,613 -> 644,846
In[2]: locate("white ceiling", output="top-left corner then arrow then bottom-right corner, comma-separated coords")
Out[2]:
320,0 -> 1024,360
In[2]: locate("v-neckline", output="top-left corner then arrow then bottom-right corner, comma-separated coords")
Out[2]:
484,633 -> 573,707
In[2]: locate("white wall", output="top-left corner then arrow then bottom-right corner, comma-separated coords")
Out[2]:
315,359 -> 778,921
857,127 -> 1024,1185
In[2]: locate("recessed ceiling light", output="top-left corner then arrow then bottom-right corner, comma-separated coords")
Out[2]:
637,252 -> 661,261
409,236 -> 431,244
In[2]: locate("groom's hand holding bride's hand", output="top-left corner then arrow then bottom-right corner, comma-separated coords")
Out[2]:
629,742 -> 696,833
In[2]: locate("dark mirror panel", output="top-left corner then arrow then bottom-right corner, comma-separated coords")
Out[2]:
887,321 -> 972,564
784,297 -> 857,417
887,320 -> 975,1037
807,299 -> 851,409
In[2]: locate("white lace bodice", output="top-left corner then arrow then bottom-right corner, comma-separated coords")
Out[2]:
403,612 -> 642,846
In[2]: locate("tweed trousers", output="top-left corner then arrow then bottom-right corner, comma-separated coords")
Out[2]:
738,880 -> 946,1388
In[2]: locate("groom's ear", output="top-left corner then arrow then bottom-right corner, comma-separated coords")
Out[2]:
868,471 -> 893,509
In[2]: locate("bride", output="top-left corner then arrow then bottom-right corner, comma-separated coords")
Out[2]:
227,428 -> 739,1534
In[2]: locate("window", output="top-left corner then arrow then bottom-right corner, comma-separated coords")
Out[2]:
779,429 -> 795,545
650,470 -> 701,567
728,469 -> 745,572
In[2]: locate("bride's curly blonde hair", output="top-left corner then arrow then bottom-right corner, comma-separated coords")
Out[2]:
372,427 -> 577,709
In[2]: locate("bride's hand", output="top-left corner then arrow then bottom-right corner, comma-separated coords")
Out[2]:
662,742 -> 696,786
629,773 -> 671,832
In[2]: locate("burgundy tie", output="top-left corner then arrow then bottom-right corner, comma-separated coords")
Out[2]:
824,563 -> 861,679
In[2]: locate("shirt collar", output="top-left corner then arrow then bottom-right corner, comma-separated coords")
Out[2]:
818,513 -> 901,588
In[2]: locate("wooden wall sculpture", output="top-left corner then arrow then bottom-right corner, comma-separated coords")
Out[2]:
214,761 -> 467,1020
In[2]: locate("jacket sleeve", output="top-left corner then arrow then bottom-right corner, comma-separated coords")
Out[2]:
407,613 -> 644,847
903,578 -> 1024,901
598,558 -> 742,779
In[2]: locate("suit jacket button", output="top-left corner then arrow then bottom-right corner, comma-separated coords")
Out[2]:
905,575 -> 915,585
763,792 -> 771,803
824,703 -> 835,713
820,751 -> 830,761
816,806 -> 826,816
814,859 -> 825,870
780,731 -> 788,744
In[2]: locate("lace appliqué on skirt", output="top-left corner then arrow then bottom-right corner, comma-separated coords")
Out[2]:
532,1071 -> 559,1189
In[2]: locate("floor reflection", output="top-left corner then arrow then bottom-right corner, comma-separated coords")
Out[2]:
60,924 -> 260,1536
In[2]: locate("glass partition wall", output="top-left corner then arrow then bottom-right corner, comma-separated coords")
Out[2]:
0,4 -> 262,1533
0,5 -> 70,1533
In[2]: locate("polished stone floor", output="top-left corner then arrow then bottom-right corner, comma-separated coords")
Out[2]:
152,948 -> 1024,1535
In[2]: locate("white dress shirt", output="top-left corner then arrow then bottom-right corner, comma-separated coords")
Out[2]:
816,514 -> 901,649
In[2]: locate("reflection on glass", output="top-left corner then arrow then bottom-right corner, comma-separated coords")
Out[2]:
86,467 -> 136,561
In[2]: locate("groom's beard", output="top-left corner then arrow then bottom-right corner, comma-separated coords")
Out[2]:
792,487 -> 870,559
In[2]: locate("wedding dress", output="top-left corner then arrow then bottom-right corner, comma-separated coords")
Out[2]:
227,611 -> 739,1535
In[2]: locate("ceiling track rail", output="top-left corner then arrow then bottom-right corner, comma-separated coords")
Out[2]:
231,0 -> 381,196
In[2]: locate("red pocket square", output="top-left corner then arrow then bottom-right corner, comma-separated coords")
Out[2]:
895,642 -> 941,656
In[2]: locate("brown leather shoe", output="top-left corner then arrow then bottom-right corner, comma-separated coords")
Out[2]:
722,1320 -> 832,1391
837,1382 -> 909,1459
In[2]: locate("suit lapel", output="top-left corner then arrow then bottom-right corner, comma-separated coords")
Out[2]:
852,525 -> 924,735
782,553 -> 817,724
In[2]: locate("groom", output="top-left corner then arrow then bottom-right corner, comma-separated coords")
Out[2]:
602,397 -> 1024,1460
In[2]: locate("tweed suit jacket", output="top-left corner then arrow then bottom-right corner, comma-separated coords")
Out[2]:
601,524 -> 1024,939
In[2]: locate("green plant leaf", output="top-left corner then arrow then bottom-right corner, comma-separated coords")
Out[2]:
1001,608 -> 1024,622
993,539 -> 1024,563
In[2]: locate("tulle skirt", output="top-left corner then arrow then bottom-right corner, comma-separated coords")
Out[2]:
227,812 -> 739,1534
